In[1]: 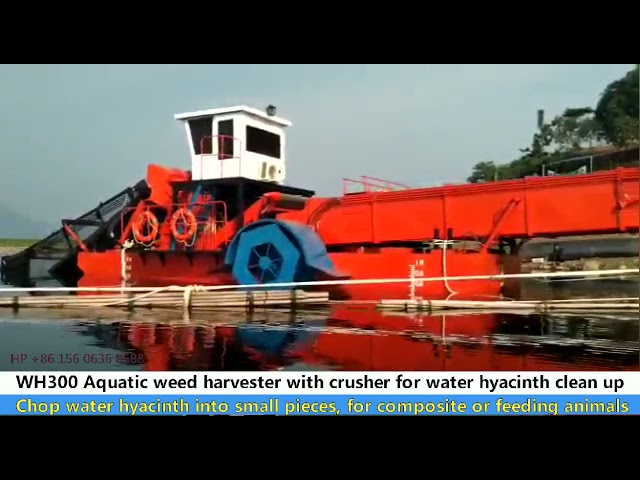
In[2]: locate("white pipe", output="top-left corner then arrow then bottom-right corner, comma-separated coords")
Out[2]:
0,268 -> 637,294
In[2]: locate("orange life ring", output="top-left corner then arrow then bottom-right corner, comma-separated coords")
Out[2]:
132,210 -> 159,244
170,208 -> 198,242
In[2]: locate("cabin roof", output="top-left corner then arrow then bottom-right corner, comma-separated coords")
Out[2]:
173,105 -> 292,127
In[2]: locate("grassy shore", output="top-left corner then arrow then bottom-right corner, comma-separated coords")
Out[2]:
0,238 -> 37,248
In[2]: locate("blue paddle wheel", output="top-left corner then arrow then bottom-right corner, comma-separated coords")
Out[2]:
224,219 -> 344,287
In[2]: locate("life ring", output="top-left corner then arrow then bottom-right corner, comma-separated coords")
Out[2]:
132,210 -> 159,244
170,208 -> 198,242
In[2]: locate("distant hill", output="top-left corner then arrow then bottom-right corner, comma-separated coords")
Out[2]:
0,204 -> 55,239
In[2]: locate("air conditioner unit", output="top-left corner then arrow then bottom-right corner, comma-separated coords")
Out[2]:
260,162 -> 280,182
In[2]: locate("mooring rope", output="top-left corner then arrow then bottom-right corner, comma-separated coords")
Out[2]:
433,239 -> 459,299
120,239 -> 135,293
183,285 -> 205,308
99,285 -> 181,307
98,284 -> 209,309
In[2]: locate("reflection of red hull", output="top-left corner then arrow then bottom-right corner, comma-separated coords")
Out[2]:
78,248 -> 504,301
291,333 -> 635,371
294,307 -> 639,371
120,306 -> 638,372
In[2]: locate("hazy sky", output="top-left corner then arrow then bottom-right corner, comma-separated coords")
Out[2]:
0,64 -> 634,224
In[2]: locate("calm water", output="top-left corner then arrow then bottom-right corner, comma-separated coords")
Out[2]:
0,279 -> 638,372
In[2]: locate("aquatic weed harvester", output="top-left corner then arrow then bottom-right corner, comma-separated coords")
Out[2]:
2,105 -> 638,302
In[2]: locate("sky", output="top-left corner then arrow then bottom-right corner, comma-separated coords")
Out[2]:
0,63 -> 635,227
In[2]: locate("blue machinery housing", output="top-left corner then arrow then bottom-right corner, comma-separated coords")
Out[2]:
224,219 -> 345,286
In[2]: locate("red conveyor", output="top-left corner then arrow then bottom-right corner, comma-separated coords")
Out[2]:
303,167 -> 639,245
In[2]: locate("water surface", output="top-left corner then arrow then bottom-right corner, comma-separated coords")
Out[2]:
0,298 -> 637,372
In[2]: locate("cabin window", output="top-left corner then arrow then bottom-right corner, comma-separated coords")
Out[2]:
217,119 -> 234,158
246,125 -> 281,159
189,117 -> 213,155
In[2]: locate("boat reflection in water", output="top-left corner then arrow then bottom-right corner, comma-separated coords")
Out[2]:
84,305 -> 639,372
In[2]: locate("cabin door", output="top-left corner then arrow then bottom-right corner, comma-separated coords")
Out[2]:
212,115 -> 240,178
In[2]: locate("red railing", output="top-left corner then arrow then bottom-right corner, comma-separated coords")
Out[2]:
120,201 -> 229,251
198,135 -> 243,179
342,176 -> 411,195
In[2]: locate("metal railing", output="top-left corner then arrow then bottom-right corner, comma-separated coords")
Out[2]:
541,148 -> 639,177
198,135 -> 243,179
342,176 -> 411,195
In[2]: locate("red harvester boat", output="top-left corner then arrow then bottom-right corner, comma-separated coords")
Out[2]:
2,104 -> 638,301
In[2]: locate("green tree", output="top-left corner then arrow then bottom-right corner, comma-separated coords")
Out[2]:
549,107 -> 600,151
594,65 -> 639,147
467,161 -> 499,183
467,65 -> 639,183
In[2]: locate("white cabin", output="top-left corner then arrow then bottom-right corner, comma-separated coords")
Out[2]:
174,105 -> 291,184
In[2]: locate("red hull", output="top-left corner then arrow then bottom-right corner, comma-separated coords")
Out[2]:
328,249 -> 503,300
77,250 -> 234,289
77,248 -> 506,301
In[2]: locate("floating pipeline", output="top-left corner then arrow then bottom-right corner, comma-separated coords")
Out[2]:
521,236 -> 639,261
224,219 -> 347,288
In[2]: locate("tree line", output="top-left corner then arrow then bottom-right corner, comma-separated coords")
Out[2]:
467,65 -> 639,183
